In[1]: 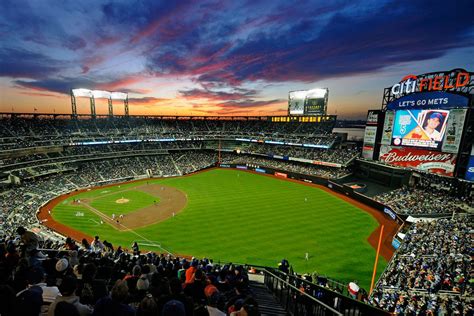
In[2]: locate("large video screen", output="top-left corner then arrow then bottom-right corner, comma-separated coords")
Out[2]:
288,88 -> 327,115
288,91 -> 306,115
392,109 -> 449,150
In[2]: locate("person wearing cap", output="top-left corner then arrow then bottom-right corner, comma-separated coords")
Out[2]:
423,112 -> 444,141
56,258 -> 70,274
162,299 -> 186,316
348,281 -> 359,299
156,277 -> 193,316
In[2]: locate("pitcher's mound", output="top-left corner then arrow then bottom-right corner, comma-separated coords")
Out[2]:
116,198 -> 130,204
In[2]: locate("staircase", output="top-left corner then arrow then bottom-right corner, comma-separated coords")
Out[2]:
249,277 -> 288,316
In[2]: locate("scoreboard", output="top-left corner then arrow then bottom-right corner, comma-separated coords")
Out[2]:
364,69 -> 473,179
288,88 -> 328,116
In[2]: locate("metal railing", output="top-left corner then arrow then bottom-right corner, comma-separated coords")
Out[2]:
264,269 -> 391,316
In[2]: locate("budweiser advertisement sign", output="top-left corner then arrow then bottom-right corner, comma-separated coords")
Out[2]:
379,145 -> 456,176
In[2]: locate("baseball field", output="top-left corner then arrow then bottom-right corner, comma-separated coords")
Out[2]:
48,168 -> 388,289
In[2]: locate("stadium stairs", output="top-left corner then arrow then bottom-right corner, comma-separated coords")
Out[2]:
259,268 -> 391,316
249,275 -> 288,316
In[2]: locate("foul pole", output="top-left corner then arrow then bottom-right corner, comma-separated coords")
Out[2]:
370,225 -> 384,294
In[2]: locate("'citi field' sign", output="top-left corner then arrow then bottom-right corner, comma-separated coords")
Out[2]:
391,70 -> 470,96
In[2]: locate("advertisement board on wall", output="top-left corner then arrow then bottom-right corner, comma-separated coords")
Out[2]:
386,91 -> 469,110
362,110 -> 381,160
275,172 -> 288,178
381,111 -> 395,145
288,157 -> 342,168
362,126 -> 377,159
392,238 -> 401,250
305,97 -> 326,115
383,207 -> 397,220
379,145 -> 457,176
441,108 -> 467,153
362,145 -> 375,159
366,110 -> 380,125
363,126 -> 378,144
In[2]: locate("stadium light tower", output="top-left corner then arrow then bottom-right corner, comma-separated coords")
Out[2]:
71,89 -> 129,118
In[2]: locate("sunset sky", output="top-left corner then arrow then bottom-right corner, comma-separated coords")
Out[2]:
1,0 -> 473,119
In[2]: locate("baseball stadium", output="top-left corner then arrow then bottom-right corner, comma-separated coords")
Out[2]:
1,2 -> 474,316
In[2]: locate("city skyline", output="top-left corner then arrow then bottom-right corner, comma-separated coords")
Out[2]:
1,0 -> 473,118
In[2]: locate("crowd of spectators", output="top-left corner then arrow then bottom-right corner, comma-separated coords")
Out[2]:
0,116 -> 336,150
171,152 -> 218,175
0,152 -> 218,239
221,153 -> 351,179
369,215 -> 473,315
0,142 -> 200,168
1,141 -> 357,175
241,143 -> 359,166
0,228 -> 262,316
3,214 -> 471,315
374,174 -> 472,215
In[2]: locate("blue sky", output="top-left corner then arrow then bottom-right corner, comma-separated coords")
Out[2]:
1,0 -> 473,118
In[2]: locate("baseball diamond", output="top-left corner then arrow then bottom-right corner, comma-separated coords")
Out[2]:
38,168 -> 395,289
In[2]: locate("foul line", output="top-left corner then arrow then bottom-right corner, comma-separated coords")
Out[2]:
79,202 -> 174,256
88,219 -> 100,225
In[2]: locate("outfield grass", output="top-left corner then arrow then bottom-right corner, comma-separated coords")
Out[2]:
52,168 -> 386,289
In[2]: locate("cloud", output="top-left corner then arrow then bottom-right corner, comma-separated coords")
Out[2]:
215,99 -> 286,109
5,0 -> 474,88
143,0 -> 474,86
101,1 -> 195,44
2,0 -> 473,118
14,78 -> 100,94
18,91 -> 65,99
179,87 -> 257,101
96,76 -> 149,91
128,96 -> 170,104
0,48 -> 65,79
14,75 -> 151,95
